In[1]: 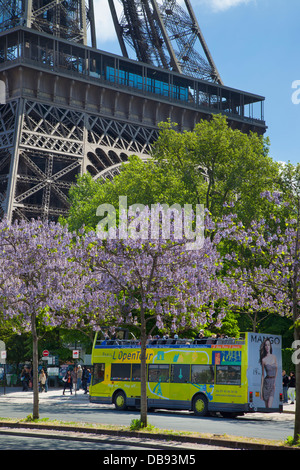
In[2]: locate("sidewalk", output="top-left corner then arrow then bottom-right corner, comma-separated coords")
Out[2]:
283,402 -> 296,414
0,387 -> 295,413
0,386 -> 93,405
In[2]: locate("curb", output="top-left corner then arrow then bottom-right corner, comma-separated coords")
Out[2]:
0,421 -> 298,451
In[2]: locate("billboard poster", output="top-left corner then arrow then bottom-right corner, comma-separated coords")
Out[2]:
247,333 -> 283,411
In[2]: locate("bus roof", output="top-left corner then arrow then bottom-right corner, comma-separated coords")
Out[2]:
95,337 -> 246,349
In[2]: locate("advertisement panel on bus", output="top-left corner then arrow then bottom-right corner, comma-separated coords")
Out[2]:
246,333 -> 283,412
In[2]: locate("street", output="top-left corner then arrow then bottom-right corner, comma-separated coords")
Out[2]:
0,427 -> 232,451
0,430 -> 154,450
0,388 -> 295,443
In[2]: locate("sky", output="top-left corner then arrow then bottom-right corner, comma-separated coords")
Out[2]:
91,0 -> 299,166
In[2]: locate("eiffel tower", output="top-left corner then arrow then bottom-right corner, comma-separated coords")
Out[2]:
0,0 -> 266,222
109,0 -> 223,84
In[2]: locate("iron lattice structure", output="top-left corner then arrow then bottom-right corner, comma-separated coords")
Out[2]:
0,87 -> 157,222
0,1 -> 266,222
109,0 -> 223,83
0,0 -> 96,45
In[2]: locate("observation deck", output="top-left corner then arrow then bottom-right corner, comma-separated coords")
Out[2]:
0,26 -> 266,134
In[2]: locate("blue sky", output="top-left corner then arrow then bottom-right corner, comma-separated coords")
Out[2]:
93,0 -> 299,166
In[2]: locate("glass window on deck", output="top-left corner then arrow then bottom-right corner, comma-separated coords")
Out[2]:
132,364 -> 141,381
171,364 -> 190,383
216,365 -> 241,385
92,363 -> 105,386
191,365 -> 214,384
111,363 -> 131,381
148,364 -> 170,383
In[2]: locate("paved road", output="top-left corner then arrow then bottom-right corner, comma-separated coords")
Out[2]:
0,429 -> 155,450
0,388 -> 295,443
0,427 -> 231,451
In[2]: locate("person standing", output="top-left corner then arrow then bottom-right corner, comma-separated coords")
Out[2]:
21,367 -> 30,392
39,369 -> 47,392
43,368 -> 48,392
71,367 -> 77,392
82,366 -> 89,394
77,365 -> 82,390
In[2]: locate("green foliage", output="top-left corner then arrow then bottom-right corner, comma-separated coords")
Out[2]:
130,419 -> 145,430
2,328 -> 93,366
285,435 -> 300,447
215,309 -> 240,338
65,115 -> 280,233
21,415 -> 51,424
64,155 -> 191,232
282,348 -> 296,374
152,115 -> 279,225
130,419 -> 156,431
23,414 -> 35,422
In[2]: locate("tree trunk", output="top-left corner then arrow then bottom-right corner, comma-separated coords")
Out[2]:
292,209 -> 300,443
31,312 -> 39,420
140,320 -> 148,427
293,326 -> 300,443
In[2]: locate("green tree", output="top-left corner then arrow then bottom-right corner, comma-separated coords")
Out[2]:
64,155 -> 190,232
65,115 -> 279,233
152,115 -> 279,225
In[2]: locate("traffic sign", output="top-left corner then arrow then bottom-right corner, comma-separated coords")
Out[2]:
43,350 -> 49,357
72,350 -> 79,359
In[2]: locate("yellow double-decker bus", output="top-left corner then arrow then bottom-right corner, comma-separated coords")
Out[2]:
89,332 -> 283,417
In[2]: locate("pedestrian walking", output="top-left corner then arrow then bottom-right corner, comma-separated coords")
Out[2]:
62,370 -> 73,395
288,371 -> 296,404
282,370 -> 289,403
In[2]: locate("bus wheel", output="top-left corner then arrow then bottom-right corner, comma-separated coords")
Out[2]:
192,394 -> 208,417
114,391 -> 127,411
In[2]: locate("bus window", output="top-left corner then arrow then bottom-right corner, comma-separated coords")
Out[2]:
132,364 -> 141,381
111,363 -> 131,381
93,363 -> 105,386
171,364 -> 190,383
216,365 -> 241,385
191,365 -> 214,384
148,364 -> 169,383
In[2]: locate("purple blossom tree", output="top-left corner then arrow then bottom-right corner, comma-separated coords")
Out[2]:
74,206 -> 233,426
218,188 -> 300,443
0,219 -> 85,419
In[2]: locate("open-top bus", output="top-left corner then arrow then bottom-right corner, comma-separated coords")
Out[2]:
89,332 -> 283,417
